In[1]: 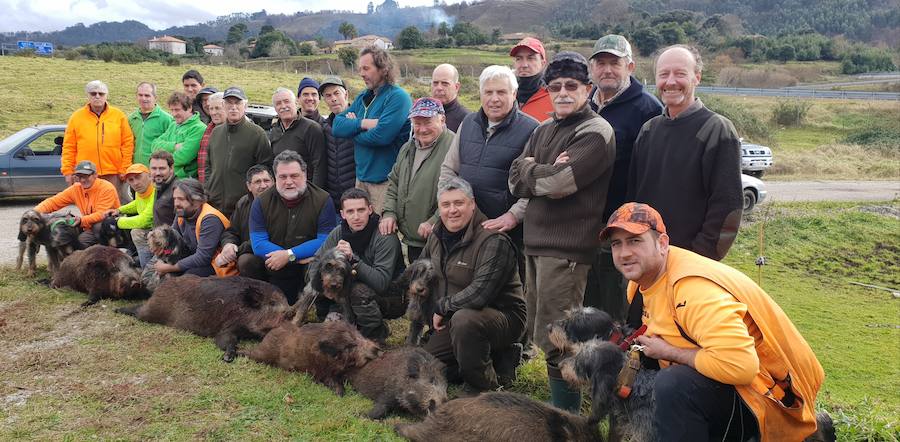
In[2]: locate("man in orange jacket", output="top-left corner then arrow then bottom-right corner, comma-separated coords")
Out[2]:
601,202 -> 824,442
61,80 -> 135,203
509,37 -> 552,123
35,160 -> 120,249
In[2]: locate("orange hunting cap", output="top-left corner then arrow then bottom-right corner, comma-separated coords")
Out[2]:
599,202 -> 667,241
124,163 -> 149,176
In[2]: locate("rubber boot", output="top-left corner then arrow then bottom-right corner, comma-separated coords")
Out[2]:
548,376 -> 581,413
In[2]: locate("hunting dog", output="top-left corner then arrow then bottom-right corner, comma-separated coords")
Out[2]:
17,210 -> 78,276
141,224 -> 190,292
399,259 -> 438,345
294,247 -> 356,324
95,216 -> 135,250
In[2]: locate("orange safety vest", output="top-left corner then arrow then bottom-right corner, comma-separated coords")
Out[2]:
177,203 -> 238,277
628,247 -> 824,442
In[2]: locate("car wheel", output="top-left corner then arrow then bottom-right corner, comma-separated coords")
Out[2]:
743,188 -> 757,212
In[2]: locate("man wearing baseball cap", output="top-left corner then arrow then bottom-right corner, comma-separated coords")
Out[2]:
582,34 -> 663,322
204,86 -> 274,218
509,37 -> 553,122
105,163 -> 156,267
601,202 -> 825,442
35,160 -> 120,248
319,76 -> 357,214
509,51 -> 616,411
379,97 -> 453,262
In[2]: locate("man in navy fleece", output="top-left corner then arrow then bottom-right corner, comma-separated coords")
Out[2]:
332,45 -> 412,215
249,150 -> 336,304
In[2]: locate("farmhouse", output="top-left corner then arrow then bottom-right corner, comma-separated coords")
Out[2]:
148,35 -> 186,55
333,35 -> 393,51
203,44 -> 224,56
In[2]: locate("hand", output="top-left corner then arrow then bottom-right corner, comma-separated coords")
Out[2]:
72,215 -> 81,227
65,174 -> 74,185
379,216 -> 398,235
265,249 -> 291,271
523,157 -> 535,162
482,212 -> 518,232
345,112 -> 357,119
417,221 -> 434,239
297,257 -> 314,265
554,151 -> 570,165
432,313 -> 445,331
360,119 -> 379,130
635,334 -> 697,368
103,209 -> 119,218
216,243 -> 238,266
335,240 -> 353,257
154,260 -> 179,274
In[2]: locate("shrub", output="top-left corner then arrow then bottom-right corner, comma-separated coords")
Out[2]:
841,47 -> 897,74
772,99 -> 812,126
336,46 -> 358,69
700,95 -> 771,142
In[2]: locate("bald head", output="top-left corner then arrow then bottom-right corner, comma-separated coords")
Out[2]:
432,63 -> 461,105
655,45 -> 703,118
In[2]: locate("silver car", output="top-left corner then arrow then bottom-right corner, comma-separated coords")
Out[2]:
741,173 -> 767,212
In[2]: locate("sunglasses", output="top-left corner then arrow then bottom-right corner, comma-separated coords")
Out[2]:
89,91 -> 107,97
546,81 -> 583,93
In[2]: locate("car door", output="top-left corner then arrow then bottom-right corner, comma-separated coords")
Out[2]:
10,128 -> 67,196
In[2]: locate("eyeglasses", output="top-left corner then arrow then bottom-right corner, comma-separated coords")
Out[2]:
546,81 -> 583,93
88,92 -> 107,97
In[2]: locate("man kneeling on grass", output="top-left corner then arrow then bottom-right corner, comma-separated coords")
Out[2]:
602,202 -> 825,441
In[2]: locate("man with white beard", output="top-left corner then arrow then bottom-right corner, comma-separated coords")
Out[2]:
269,87 -> 326,188
627,44 -> 742,262
248,150 -> 337,304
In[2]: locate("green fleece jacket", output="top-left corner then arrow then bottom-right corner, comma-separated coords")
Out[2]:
117,186 -> 155,229
128,105 -> 174,166
383,129 -> 453,248
151,112 -> 208,178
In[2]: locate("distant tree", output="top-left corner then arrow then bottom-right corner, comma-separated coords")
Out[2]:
339,22 -> 358,40
337,46 -> 359,68
268,41 -> 291,58
398,26 -> 425,49
841,47 -> 897,74
252,31 -> 296,58
767,44 -> 796,62
630,28 -> 662,56
227,23 -> 248,45
491,28 -> 502,44
377,0 -> 399,12
451,22 -> 488,46
298,42 -> 315,55
367,2 -> 375,14
259,25 -> 275,36
438,22 -> 451,38
655,22 -> 686,45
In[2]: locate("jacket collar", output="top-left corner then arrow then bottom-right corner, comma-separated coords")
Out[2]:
552,102 -> 594,126
476,102 -> 522,132
433,207 -> 490,252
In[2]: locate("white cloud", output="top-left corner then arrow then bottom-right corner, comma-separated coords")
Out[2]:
1,0 -> 444,32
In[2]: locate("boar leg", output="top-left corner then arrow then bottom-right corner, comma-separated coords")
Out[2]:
367,400 -> 391,420
214,331 -> 239,362
81,292 -> 102,307
406,320 -> 425,346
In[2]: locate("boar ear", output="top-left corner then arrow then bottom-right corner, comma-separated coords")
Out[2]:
318,340 -> 341,357
87,260 -> 110,279
242,286 -> 263,308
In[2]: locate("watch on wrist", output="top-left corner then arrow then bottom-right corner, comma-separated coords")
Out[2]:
287,249 -> 296,262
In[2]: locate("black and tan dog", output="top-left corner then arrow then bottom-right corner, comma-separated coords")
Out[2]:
141,224 -> 190,292
548,306 -> 619,355
295,247 -> 356,324
17,210 -> 77,276
95,216 -> 135,250
399,259 -> 438,345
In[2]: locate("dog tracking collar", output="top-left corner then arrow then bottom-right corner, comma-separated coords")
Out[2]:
615,348 -> 642,398
50,218 -> 77,231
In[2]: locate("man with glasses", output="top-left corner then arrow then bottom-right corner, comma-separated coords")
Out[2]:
509,51 -> 616,412
217,165 -> 274,281
35,160 -> 120,249
62,80 -> 135,203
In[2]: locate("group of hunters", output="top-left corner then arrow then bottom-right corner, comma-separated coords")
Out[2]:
33,34 -> 824,441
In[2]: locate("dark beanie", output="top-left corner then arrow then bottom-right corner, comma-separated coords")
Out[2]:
543,51 -> 591,85
297,77 -> 320,96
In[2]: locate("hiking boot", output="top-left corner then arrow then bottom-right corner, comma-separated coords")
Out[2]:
493,343 -> 523,388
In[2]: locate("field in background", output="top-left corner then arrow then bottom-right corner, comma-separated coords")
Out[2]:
1,201 -> 898,440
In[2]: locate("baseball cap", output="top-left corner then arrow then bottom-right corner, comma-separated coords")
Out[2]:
297,77 -> 320,96
408,97 -> 445,118
197,86 -> 218,97
222,86 -> 247,101
318,76 -> 346,94
124,163 -> 150,176
509,37 -> 546,60
590,34 -> 633,59
599,202 -> 667,241
73,160 -> 97,175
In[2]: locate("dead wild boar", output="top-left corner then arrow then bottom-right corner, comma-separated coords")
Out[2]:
242,320 -> 380,396
116,275 -> 293,362
395,391 -> 602,442
51,245 -> 146,307
349,346 -> 448,419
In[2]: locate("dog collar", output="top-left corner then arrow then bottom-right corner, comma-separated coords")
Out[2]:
610,324 -> 648,351
161,248 -> 175,256
50,218 -> 77,230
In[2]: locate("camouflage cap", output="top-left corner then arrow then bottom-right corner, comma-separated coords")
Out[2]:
590,34 -> 633,60
599,202 -> 667,241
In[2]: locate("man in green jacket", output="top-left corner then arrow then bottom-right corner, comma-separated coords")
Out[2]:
152,92 -> 208,179
104,163 -> 156,267
310,188 -> 404,342
379,98 -> 453,263
128,82 -> 174,166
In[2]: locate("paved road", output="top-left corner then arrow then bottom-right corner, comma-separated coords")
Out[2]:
1,181 -> 897,265
645,85 -> 900,101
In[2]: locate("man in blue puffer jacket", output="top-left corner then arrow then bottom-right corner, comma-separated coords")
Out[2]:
332,45 -> 412,214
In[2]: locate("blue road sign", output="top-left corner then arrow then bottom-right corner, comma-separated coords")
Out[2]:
17,41 -> 53,55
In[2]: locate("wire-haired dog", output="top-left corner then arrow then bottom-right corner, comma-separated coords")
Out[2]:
398,259 -> 438,345
95,216 -> 135,251
548,307 -> 619,355
17,210 -> 77,277
141,224 -> 190,292
294,247 -> 356,324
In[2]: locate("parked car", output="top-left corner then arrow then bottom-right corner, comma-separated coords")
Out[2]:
741,139 -> 773,177
0,125 -> 68,197
245,104 -> 277,131
741,173 -> 767,212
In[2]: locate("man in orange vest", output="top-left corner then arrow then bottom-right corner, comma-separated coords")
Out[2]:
154,178 -> 229,277
601,202 -> 824,442
509,37 -> 553,123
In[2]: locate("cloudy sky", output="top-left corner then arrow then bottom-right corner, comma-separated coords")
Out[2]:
1,0 -> 445,33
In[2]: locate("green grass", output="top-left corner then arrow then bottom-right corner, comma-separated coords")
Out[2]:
1,201 -> 898,440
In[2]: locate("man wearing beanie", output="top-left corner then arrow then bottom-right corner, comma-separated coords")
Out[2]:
297,77 -> 326,124
509,37 -> 553,122
509,51 -> 616,412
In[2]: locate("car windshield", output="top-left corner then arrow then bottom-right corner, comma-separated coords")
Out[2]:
0,127 -> 40,154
